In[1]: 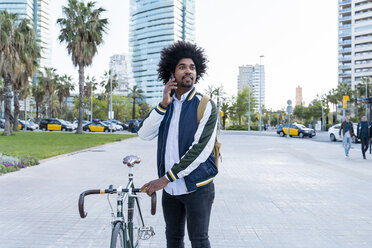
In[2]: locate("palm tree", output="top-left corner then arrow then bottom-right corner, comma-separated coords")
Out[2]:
56,74 -> 74,119
128,85 -> 144,119
0,79 -> 4,118
31,83 -> 46,121
84,75 -> 97,121
57,0 -> 108,133
0,11 -> 35,135
0,11 -> 18,135
12,18 -> 40,131
100,70 -> 119,114
37,67 -> 58,118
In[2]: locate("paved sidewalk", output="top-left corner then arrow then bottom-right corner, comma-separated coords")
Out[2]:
1,133 -> 372,247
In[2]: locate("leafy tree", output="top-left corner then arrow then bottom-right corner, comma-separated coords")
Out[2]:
128,85 -> 144,119
235,87 -> 256,125
31,83 -> 46,121
37,67 -> 58,118
100,70 -> 118,117
0,11 -> 25,135
57,0 -> 108,133
56,74 -> 74,119
84,75 -> 98,121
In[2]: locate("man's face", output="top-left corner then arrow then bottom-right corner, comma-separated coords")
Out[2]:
346,115 -> 350,121
174,58 -> 196,89
362,116 -> 367,121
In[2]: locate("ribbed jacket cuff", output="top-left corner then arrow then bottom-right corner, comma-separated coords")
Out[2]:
155,103 -> 167,115
165,169 -> 177,182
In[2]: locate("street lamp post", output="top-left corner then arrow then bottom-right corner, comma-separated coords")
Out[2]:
259,55 -> 264,133
366,77 -> 368,117
110,73 -> 113,133
90,83 -> 93,122
248,79 -> 251,131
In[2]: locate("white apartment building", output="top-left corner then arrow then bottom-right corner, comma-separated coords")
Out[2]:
109,54 -> 134,96
338,0 -> 372,87
237,64 -> 265,112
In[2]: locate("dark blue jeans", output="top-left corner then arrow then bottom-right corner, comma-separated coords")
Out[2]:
162,182 -> 215,248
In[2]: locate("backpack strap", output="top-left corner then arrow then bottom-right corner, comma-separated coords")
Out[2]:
197,95 -> 210,124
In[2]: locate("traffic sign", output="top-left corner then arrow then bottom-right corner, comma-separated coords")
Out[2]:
287,100 -> 292,105
286,106 -> 293,114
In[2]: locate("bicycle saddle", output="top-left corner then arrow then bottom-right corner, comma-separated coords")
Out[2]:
123,155 -> 141,167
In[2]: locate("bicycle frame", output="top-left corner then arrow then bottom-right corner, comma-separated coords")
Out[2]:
112,167 -> 145,248
78,155 -> 156,248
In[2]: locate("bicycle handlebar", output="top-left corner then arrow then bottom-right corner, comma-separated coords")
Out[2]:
78,188 -> 157,218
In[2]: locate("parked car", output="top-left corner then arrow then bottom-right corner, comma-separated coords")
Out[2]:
0,118 -> 4,128
39,118 -> 74,131
277,123 -> 316,138
111,120 -> 128,130
328,123 -> 359,143
83,121 -> 114,132
102,120 -> 123,131
73,120 -> 90,129
127,119 -> 140,133
19,120 -> 38,131
64,120 -> 76,130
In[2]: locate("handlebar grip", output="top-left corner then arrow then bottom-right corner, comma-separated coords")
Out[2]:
78,189 -> 101,218
151,192 -> 157,215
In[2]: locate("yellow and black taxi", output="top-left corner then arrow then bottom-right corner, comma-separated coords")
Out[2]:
39,118 -> 74,131
277,123 -> 316,138
83,120 -> 115,132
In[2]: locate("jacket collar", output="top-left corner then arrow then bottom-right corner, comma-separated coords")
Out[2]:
185,87 -> 196,101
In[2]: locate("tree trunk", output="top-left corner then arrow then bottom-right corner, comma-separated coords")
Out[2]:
132,98 -> 136,119
0,99 -> 3,118
3,76 -> 13,136
65,98 -> 68,121
46,90 -> 50,118
13,89 -> 20,131
36,102 -> 39,121
77,65 -> 85,134
223,116 -> 226,130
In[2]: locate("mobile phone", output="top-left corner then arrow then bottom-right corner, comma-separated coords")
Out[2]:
170,74 -> 175,97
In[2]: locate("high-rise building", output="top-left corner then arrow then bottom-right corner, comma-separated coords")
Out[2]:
129,0 -> 195,107
0,0 -> 51,68
296,86 -> 303,106
237,64 -> 265,112
109,54 -> 134,96
338,0 -> 372,87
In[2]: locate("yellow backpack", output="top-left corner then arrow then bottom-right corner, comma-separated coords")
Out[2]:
197,95 -> 222,167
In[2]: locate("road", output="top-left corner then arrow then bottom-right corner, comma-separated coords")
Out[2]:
0,132 -> 372,247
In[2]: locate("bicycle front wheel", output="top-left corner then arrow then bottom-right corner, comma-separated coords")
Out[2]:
110,222 -> 126,248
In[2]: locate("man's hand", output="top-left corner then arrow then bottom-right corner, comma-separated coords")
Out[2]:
141,176 -> 170,196
339,135 -> 342,139
160,78 -> 177,108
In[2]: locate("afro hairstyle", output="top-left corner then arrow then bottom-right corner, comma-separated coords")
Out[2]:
157,41 -> 208,84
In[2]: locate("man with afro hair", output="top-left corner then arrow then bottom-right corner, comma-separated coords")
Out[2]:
138,41 -> 218,248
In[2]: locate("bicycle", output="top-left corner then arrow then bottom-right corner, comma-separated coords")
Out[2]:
78,155 -> 157,248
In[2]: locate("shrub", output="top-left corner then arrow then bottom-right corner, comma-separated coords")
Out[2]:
0,154 -> 39,174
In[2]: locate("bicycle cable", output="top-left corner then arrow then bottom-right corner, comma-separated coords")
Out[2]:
107,194 -> 115,219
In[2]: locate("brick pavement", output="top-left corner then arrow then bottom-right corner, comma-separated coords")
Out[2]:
0,132 -> 372,247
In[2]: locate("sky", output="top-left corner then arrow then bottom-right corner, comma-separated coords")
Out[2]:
50,0 -> 338,110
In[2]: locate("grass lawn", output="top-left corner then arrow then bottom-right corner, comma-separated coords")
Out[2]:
0,131 -> 136,160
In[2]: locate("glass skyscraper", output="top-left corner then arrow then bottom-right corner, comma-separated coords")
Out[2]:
0,0 -> 51,68
129,0 -> 195,107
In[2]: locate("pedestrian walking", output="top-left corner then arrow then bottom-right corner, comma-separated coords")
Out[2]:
339,114 -> 355,157
357,115 -> 372,159
138,41 -> 218,248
